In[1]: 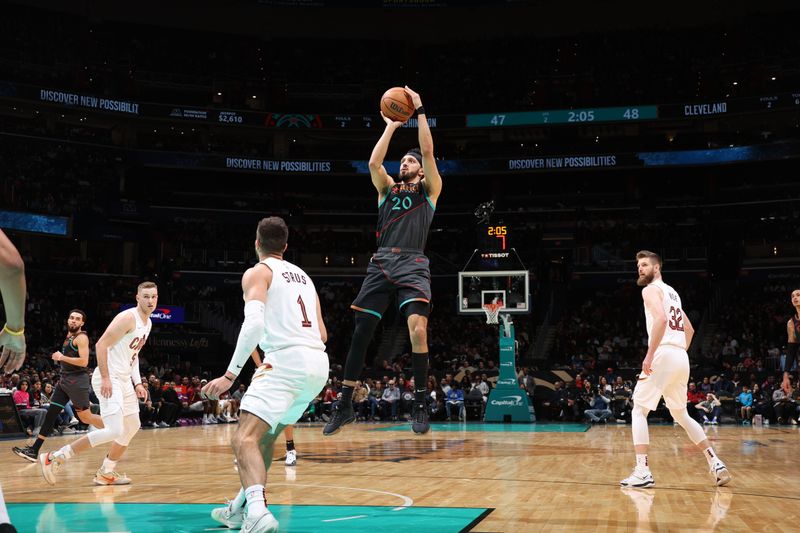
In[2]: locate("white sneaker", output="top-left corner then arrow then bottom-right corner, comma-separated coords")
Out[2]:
211,499 -> 244,528
710,460 -> 731,486
241,509 -> 279,533
159,421 -> 170,428
39,452 -> 66,485
285,449 -> 297,466
620,468 -> 655,488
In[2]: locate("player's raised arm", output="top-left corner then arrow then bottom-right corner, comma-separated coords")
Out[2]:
641,285 -> 667,375
95,312 -> 136,398
204,265 -> 270,399
368,113 -> 401,202
0,229 -> 26,373
405,86 -> 442,205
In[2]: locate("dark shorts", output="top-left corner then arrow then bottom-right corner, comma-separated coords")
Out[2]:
51,372 -> 91,411
351,248 -> 431,319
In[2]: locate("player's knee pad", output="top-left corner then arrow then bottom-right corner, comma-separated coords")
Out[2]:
401,300 -> 430,319
353,311 -> 380,336
114,413 -> 141,447
88,411 -> 125,447
631,404 -> 650,446
669,407 -> 706,445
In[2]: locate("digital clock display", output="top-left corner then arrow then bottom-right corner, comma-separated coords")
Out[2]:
485,225 -> 508,250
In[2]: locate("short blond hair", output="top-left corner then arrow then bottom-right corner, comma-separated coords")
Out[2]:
635,250 -> 661,267
137,281 -> 157,292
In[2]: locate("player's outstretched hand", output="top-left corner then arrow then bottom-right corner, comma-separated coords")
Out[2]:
0,328 -> 26,373
100,376 -> 113,398
201,376 -> 232,400
380,111 -> 404,129
404,86 -> 422,110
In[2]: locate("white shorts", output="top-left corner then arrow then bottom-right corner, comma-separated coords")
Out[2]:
91,370 -> 138,417
240,347 -> 329,433
632,345 -> 689,412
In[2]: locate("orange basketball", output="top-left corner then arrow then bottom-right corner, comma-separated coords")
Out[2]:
380,87 -> 414,122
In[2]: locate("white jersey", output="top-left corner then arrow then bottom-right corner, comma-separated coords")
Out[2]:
106,308 -> 152,379
644,279 -> 687,349
259,257 -> 326,355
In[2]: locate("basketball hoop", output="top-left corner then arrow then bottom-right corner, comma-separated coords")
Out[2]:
482,302 -> 504,324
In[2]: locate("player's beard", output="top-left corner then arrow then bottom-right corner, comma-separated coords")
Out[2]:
636,272 -> 654,287
398,169 -> 417,182
67,324 -> 80,334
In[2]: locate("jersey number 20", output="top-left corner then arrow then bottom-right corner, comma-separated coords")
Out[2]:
297,295 -> 312,328
668,306 -> 685,331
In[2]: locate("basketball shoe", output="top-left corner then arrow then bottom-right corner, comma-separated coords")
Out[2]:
39,452 -> 66,485
620,467 -> 655,488
241,509 -> 279,533
12,445 -> 37,463
710,460 -> 731,486
322,403 -> 355,436
93,469 -> 131,485
211,499 -> 245,528
411,402 -> 430,435
284,449 -> 297,466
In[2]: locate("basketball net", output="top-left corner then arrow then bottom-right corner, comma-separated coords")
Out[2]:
482,301 -> 504,324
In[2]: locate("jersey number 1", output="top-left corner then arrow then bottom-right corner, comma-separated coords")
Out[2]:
668,306 -> 685,331
297,295 -> 312,328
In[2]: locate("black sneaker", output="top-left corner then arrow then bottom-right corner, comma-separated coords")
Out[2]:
12,445 -> 38,463
411,402 -> 430,435
322,403 -> 355,436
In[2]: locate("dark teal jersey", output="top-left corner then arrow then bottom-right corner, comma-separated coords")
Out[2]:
376,179 -> 435,250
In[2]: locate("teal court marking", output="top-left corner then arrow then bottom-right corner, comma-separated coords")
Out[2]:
369,422 -> 590,432
8,502 -> 491,533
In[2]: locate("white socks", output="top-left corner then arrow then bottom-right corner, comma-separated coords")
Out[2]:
636,454 -> 649,471
102,456 -> 118,473
245,484 -> 267,518
55,444 -> 74,460
232,488 -> 246,509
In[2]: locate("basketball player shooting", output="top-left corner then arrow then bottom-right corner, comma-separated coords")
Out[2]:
0,229 -> 26,533
202,217 -> 329,533
323,86 -> 442,437
39,282 -> 155,486
13,310 -> 106,462
781,289 -> 800,391
620,251 -> 731,488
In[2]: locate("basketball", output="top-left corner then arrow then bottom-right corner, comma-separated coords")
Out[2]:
380,87 -> 414,122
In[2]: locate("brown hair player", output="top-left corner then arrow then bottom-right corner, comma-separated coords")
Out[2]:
0,229 -> 26,533
39,282 -> 156,487
782,289 -> 800,391
13,309 -> 106,462
620,250 -> 731,489
323,86 -> 442,437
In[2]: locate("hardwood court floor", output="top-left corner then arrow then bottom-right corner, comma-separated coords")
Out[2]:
3,421 -> 799,532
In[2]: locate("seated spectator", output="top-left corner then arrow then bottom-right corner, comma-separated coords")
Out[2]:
772,382 -> 796,425
687,382 -> 706,422
352,380 -> 370,421
584,386 -> 613,423
612,377 -> 632,423
13,379 -> 47,436
700,377 -> 712,393
379,380 -> 400,421
445,385 -> 465,421
751,383 -> 773,423
736,385 -> 754,424
695,392 -> 722,425
714,373 -> 735,398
